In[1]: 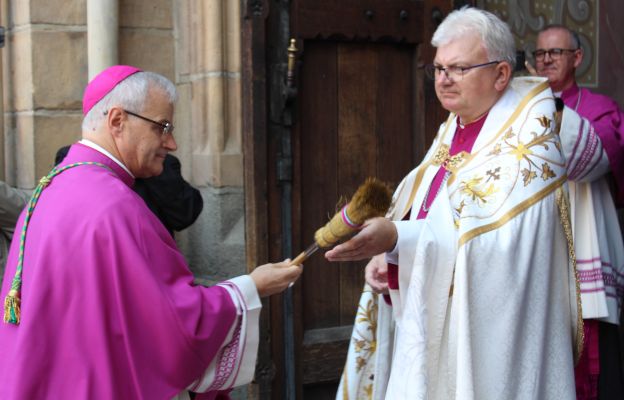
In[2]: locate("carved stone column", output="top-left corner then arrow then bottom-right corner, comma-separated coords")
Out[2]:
174,0 -> 245,283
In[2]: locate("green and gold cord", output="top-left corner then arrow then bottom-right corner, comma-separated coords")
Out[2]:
3,162 -> 110,325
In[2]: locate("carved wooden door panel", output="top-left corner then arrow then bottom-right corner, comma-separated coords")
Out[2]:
293,42 -> 419,400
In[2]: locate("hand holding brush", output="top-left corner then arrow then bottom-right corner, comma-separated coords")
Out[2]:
290,177 -> 393,266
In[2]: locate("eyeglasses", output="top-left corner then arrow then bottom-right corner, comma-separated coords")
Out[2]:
532,48 -> 578,61
124,109 -> 174,137
424,60 -> 501,81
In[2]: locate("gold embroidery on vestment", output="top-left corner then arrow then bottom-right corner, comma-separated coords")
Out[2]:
485,167 -> 501,181
541,163 -> 556,180
472,80 -> 550,154
555,186 -> 584,364
536,114 -> 552,128
460,176 -> 498,206
488,143 -> 503,156
511,141 -> 533,160
432,144 -> 468,173
399,81 -> 551,220
450,101 -> 563,221
353,296 -> 378,373
341,290 -> 378,400
458,174 -> 566,246
521,168 -> 538,186
399,114 -> 455,219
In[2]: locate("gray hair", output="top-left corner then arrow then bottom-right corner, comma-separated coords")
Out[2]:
540,25 -> 581,49
82,71 -> 178,132
431,6 -> 516,69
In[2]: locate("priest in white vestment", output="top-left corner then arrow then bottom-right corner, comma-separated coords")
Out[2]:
329,7 -> 582,400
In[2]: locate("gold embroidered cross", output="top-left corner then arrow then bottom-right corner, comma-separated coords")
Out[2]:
486,167 -> 501,181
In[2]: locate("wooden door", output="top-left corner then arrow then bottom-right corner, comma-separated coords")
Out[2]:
293,40 -> 418,399
242,0 -> 455,398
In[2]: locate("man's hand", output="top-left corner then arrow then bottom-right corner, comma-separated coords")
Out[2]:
365,254 -> 389,294
250,259 -> 303,298
324,217 -> 397,262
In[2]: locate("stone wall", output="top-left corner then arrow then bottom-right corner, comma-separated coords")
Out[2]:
1,0 -> 87,186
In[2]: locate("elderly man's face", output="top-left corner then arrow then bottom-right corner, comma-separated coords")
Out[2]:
535,28 -> 581,92
119,87 -> 177,178
433,34 -> 503,123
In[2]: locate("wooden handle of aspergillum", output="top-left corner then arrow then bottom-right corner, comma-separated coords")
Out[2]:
289,242 -> 320,267
288,245 -> 317,287
290,251 -> 307,266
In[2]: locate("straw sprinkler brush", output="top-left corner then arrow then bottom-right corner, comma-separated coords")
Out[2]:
290,177 -> 393,266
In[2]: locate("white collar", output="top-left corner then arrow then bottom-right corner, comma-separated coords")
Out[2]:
78,139 -> 135,178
